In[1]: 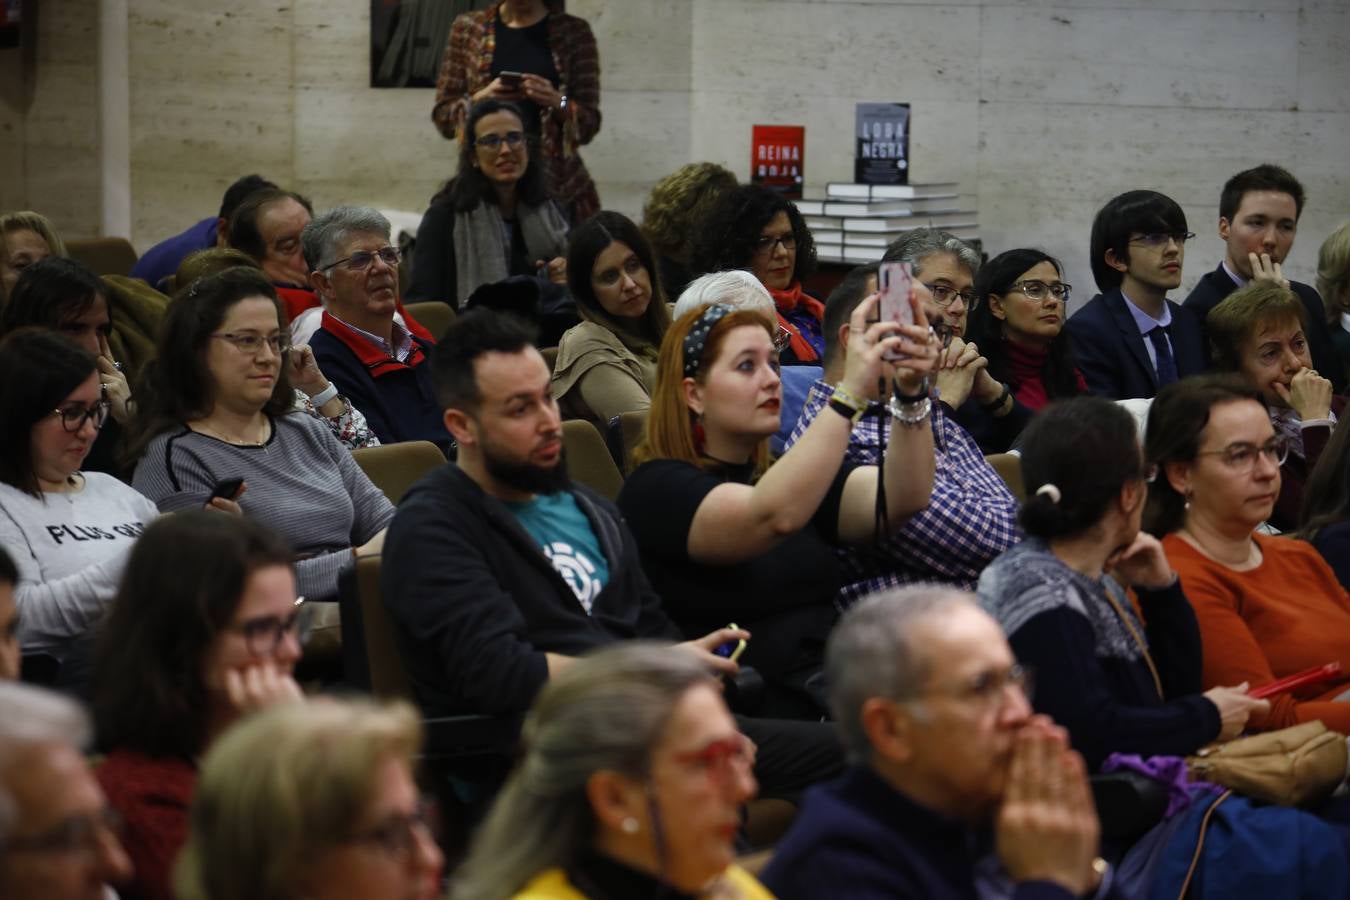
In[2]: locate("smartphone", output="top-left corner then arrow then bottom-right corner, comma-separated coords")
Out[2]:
499,70 -> 524,89
1249,662 -> 1342,700
713,624 -> 747,663
877,261 -> 915,361
207,477 -> 245,503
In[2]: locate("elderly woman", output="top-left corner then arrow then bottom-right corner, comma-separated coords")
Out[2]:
616,291 -> 936,718
551,211 -> 671,431
642,162 -> 738,301
411,99 -> 570,309
1147,375 -> 1350,733
129,268 -> 393,605
453,643 -> 771,899
1207,281 -> 1346,531
94,512 -> 305,900
174,697 -> 442,900
0,210 -> 67,302
1318,223 -> 1350,390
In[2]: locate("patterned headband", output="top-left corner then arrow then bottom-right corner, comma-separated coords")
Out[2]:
682,303 -> 733,378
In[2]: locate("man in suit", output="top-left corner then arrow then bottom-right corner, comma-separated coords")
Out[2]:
1182,164 -> 1345,391
1067,190 -> 1206,400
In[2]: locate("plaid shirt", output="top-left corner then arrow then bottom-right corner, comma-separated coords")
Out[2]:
787,381 -> 1021,605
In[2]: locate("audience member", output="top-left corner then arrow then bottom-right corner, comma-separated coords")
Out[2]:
129,268 -> 392,604
1067,190 -> 1206,399
411,100 -> 569,308
433,0 -> 601,224
130,174 -> 277,290
1206,282 -> 1344,530
1300,417 -> 1350,591
0,548 -> 18,680
0,210 -> 66,302
304,206 -> 452,454
1183,164 -> 1345,392
0,682 -> 133,900
642,162 -> 738,300
1146,375 -> 1350,732
174,697 -> 440,900
227,187 -> 317,320
92,511 -> 304,900
551,211 -> 670,431
761,587 -> 1115,900
618,297 -> 936,718
690,184 -> 824,365
1318,222 -> 1350,385
977,397 -> 1263,768
454,643 -> 770,900
0,329 -> 157,684
382,309 -> 843,800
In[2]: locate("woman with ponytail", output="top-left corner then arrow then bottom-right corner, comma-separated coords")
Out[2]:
976,396 -> 1265,769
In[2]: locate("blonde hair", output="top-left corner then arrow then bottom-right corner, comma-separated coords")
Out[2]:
174,698 -> 421,900
1317,222 -> 1350,319
641,163 -> 738,265
173,248 -> 261,298
0,210 -> 68,259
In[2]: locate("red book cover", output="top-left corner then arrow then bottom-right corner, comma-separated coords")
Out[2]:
751,125 -> 805,199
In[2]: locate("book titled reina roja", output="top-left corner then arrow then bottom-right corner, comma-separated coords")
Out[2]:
855,102 -> 911,186
751,124 -> 805,199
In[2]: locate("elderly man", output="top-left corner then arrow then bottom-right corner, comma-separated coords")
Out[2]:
0,683 -> 133,900
762,587 -> 1115,900
304,206 -> 451,455
227,187 -> 319,320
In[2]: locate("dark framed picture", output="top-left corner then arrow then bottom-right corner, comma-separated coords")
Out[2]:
371,0 -> 487,88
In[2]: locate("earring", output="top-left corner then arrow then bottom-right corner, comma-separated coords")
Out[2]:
1183,486 -> 1193,511
621,817 -> 640,835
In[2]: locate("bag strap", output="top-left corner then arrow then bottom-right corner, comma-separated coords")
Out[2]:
1101,584 -> 1165,699
1176,789 -> 1233,899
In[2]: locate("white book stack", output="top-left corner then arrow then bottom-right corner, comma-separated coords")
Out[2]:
794,182 -> 979,264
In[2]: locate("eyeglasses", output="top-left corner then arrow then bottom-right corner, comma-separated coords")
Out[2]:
919,663 -> 1033,712
672,733 -> 755,787
321,246 -> 402,273
473,130 -> 526,151
1195,436 -> 1290,471
211,331 -> 291,357
925,283 -> 980,310
4,807 -> 124,857
50,399 -> 111,433
753,233 -> 796,255
1007,279 -> 1072,303
1129,231 -> 1196,248
594,254 -> 645,287
233,597 -> 311,657
344,798 -> 437,859
773,325 -> 793,352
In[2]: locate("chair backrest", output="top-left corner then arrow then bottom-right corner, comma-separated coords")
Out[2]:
343,554 -> 415,698
561,419 -> 623,501
985,452 -> 1025,502
66,237 -> 139,277
539,345 -> 559,375
606,409 -> 649,476
404,300 -> 456,342
352,440 -> 448,504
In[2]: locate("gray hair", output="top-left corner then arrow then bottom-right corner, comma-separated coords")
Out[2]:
881,228 -> 981,280
673,269 -> 774,320
0,683 -> 92,844
300,206 -> 392,273
452,643 -> 713,900
827,585 -> 976,764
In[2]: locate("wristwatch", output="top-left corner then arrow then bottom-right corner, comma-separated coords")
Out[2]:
828,384 -> 866,424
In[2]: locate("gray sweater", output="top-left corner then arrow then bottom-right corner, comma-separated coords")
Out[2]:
0,473 -> 159,657
132,413 -> 394,601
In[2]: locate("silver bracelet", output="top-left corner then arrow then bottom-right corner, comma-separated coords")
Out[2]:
887,395 -> 932,427
309,383 -> 339,408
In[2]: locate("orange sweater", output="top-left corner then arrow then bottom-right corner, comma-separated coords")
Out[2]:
1164,531 -> 1350,733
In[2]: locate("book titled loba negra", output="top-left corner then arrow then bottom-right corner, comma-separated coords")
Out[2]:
855,102 -> 910,186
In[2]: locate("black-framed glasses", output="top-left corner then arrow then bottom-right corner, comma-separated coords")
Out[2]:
50,399 -> 111,433
925,283 -> 980,310
1195,436 -> 1290,471
1129,231 -> 1196,248
343,798 -> 437,858
753,233 -> 796,255
1007,279 -> 1072,303
4,807 -> 124,856
234,597 -> 310,657
321,246 -> 401,273
594,254 -> 645,287
473,130 -> 526,151
211,332 -> 291,357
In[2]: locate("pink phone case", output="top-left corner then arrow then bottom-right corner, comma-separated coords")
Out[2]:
878,261 -> 914,359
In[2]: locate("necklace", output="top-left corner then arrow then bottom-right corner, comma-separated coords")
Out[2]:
1178,527 -> 1261,570
190,419 -> 271,450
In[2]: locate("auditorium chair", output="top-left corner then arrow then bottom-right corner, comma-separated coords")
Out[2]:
351,440 -> 448,504
66,237 -> 139,277
539,345 -> 559,375
985,452 -> 1025,502
605,409 -> 648,475
404,300 -> 456,342
561,419 -> 623,500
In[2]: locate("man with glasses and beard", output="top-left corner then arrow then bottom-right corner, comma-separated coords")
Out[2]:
382,308 -> 842,798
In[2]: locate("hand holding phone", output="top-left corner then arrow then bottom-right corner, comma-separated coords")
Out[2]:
713,623 -> 748,663
499,70 -> 524,90
208,477 -> 245,503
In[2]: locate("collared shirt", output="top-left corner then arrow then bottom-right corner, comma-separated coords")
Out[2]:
329,312 -> 415,363
787,381 -> 1020,604
1121,288 -> 1174,374
1221,257 -> 1247,288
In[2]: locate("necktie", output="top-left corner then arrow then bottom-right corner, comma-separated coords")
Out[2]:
1147,326 -> 1178,387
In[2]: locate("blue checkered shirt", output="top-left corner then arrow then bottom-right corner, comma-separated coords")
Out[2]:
787,381 -> 1021,606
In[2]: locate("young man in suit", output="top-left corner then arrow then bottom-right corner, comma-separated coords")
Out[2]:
1182,164 -> 1345,391
1066,190 -> 1207,400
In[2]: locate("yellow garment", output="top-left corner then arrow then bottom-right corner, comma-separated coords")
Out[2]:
512,864 -> 775,899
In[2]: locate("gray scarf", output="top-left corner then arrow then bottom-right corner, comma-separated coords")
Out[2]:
453,200 -> 570,305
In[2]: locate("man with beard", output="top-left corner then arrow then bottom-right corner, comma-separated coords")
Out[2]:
382,308 -> 843,796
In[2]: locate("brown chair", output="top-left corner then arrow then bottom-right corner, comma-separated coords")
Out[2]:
606,409 -> 649,476
540,345 -> 559,375
404,300 -> 456,342
66,237 -> 139,277
985,452 -> 1025,502
352,440 -> 447,504
561,419 -> 623,501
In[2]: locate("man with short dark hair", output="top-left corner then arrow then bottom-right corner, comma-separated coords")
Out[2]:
1066,190 -> 1207,400
228,188 -> 318,320
1183,164 -> 1344,391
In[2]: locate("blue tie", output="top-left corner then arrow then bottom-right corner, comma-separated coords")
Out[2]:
1147,326 -> 1178,387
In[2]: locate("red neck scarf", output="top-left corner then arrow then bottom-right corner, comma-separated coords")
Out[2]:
768,282 -> 825,363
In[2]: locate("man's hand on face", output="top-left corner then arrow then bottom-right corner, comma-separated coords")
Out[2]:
1247,252 -> 1290,289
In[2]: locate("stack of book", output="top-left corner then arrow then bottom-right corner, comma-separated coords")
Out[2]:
794,182 -> 979,264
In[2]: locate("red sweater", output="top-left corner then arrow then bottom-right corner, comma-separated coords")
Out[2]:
1164,532 -> 1350,733
96,750 -> 197,900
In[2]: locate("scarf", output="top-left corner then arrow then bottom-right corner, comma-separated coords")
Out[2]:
1004,338 -> 1089,411
768,282 -> 825,363
453,200 -> 570,306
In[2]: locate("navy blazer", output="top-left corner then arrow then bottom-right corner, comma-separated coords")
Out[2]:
1066,290 -> 1207,400
1182,263 -> 1346,393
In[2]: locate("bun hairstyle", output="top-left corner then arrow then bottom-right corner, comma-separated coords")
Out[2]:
1018,396 -> 1145,540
